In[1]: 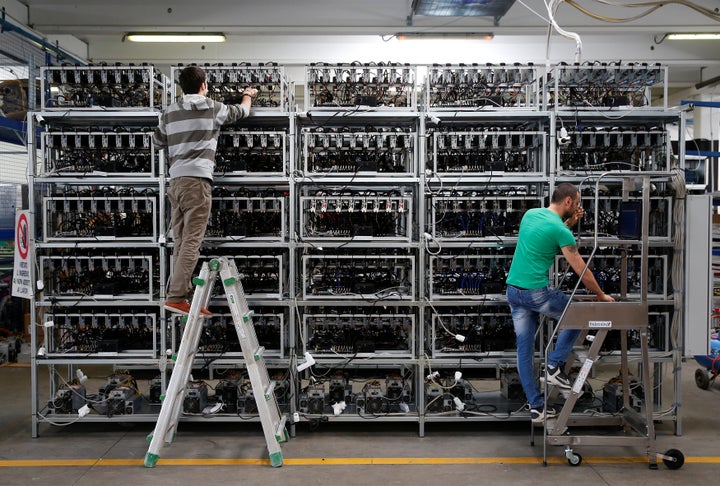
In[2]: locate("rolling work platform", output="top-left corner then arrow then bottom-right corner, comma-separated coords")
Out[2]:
538,172 -> 684,469
144,257 -> 289,467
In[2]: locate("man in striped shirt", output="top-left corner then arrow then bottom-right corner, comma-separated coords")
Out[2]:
153,65 -> 257,316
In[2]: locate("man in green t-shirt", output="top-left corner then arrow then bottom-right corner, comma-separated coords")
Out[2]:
506,182 -> 614,423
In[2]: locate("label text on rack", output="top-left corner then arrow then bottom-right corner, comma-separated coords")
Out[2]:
589,320 -> 612,328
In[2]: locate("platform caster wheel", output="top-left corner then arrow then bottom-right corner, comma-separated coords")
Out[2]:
662,449 -> 684,470
695,369 -> 710,390
567,452 -> 582,466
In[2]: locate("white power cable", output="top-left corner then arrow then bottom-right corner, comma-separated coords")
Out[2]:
426,301 -> 465,343
423,231 -> 442,256
545,0 -> 583,63
669,168 -> 686,350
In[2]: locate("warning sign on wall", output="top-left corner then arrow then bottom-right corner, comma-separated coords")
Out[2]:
12,210 -> 33,299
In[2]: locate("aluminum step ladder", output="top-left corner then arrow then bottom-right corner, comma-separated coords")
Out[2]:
144,257 -> 288,468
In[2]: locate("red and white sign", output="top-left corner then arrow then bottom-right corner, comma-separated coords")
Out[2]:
12,210 -> 33,299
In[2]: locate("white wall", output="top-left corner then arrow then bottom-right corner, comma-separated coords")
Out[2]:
85,33 -> 720,87
0,142 -> 27,185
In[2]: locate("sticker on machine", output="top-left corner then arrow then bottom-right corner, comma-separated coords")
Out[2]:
588,320 -> 612,328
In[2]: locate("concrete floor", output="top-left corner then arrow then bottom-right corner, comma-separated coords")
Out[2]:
2,355 -> 720,485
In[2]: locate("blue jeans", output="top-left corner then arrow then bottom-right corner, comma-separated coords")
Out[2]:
506,285 -> 580,409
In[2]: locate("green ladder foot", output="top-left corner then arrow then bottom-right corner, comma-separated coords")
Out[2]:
269,451 -> 283,467
144,452 -> 159,468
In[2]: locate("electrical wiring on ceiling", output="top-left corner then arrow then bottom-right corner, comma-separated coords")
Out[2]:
565,0 -> 720,23
535,0 -> 719,74
578,0 -> 720,22
565,0 -> 662,22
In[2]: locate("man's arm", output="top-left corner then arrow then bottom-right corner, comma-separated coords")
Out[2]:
224,87 -> 258,124
560,244 -> 615,302
152,114 -> 167,149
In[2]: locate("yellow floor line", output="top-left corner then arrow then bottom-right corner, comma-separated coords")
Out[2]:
0,456 -> 714,467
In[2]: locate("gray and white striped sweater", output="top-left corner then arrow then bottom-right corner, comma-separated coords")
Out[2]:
153,94 -> 249,181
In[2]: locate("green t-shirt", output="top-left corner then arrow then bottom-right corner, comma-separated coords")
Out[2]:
506,208 -> 576,290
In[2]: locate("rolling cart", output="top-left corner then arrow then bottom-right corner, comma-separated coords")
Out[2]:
538,172 -> 684,469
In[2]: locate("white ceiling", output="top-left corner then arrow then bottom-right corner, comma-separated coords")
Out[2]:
11,0 -> 720,88
18,0 -> 720,36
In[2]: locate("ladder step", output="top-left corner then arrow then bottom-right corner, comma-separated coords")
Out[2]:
264,381 -> 276,400
191,276 -> 206,286
243,310 -> 255,323
254,346 -> 265,361
223,276 -> 237,286
275,415 -> 288,443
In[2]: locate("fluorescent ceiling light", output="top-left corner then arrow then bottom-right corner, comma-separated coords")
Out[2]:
666,33 -> 720,40
396,32 -> 494,40
125,33 -> 226,43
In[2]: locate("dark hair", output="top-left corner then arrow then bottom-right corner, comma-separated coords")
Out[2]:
551,182 -> 578,203
178,66 -> 206,95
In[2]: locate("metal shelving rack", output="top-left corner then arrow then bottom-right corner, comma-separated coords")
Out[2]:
163,64 -> 296,425
420,95 -> 552,432
412,64 -> 548,433
416,62 -> 684,436
26,60 -> 686,439
29,67 -> 167,434
546,60 -> 684,435
294,62 -> 422,427
29,63 -> 298,435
